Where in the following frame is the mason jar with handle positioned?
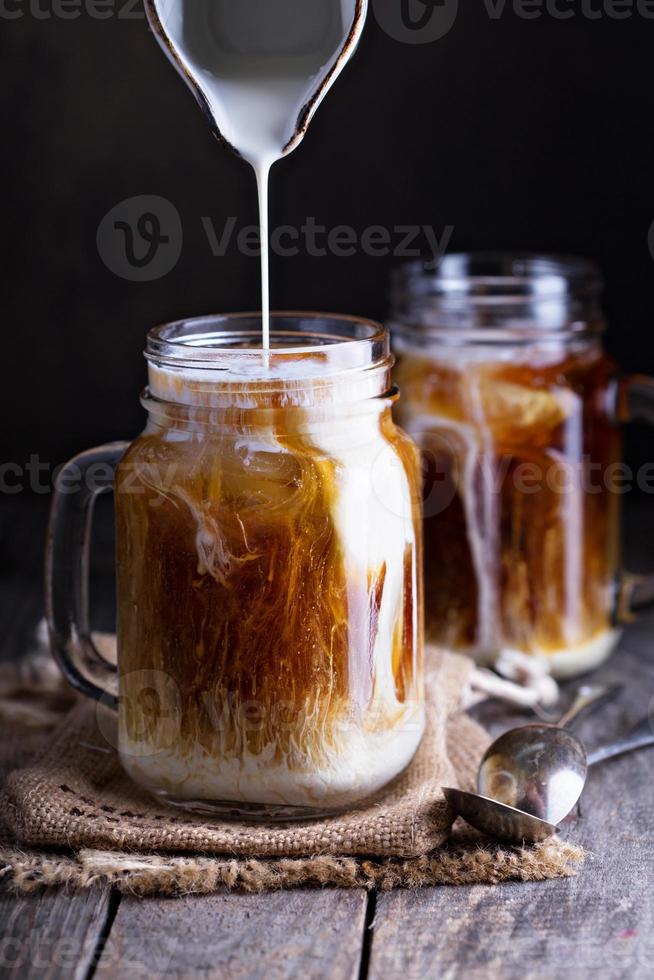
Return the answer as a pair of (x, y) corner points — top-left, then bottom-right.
(390, 253), (654, 679)
(47, 313), (424, 819)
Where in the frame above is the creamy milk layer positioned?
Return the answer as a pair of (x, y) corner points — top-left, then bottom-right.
(148, 356), (390, 409)
(534, 628), (620, 680)
(121, 703), (424, 808)
(466, 630), (620, 680)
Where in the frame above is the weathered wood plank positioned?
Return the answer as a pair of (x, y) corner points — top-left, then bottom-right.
(95, 889), (368, 980)
(0, 887), (114, 980)
(3, 499), (654, 979)
(0, 513), (113, 980)
(368, 626), (654, 980)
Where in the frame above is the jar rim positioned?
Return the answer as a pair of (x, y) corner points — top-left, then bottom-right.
(145, 312), (394, 407)
(393, 252), (603, 300)
(390, 252), (606, 344)
(146, 311), (389, 376)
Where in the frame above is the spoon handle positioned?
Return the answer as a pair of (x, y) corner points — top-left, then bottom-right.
(557, 683), (621, 729)
(587, 717), (654, 766)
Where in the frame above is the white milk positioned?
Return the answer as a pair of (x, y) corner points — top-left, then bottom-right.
(145, 0), (368, 347)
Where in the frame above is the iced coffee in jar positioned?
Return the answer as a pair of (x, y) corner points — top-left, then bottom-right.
(391, 254), (654, 679)
(47, 313), (424, 818)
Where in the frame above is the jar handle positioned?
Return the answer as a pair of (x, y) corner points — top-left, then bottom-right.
(45, 442), (129, 709)
(615, 375), (654, 622)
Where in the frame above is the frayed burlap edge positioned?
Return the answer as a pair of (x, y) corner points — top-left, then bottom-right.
(0, 837), (584, 896)
(1, 652), (485, 860)
(0, 633), (586, 894)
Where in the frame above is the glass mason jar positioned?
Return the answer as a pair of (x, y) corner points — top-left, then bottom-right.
(47, 313), (424, 819)
(390, 254), (654, 679)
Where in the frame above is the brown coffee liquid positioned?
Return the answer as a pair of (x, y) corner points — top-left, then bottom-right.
(395, 345), (621, 661)
(115, 400), (422, 772)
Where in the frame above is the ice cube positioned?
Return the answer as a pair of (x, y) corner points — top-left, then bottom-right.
(479, 377), (573, 444)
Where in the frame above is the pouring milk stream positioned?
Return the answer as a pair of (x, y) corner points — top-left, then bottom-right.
(145, 0), (368, 348)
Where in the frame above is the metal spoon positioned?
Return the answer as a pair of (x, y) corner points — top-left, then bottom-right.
(441, 685), (605, 840)
(442, 684), (641, 844)
(479, 684), (619, 822)
(444, 715), (654, 843)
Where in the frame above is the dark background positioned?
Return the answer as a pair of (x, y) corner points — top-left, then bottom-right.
(3, 1), (654, 472)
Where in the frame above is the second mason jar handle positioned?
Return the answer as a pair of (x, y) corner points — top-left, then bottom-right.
(616, 375), (654, 622)
(46, 442), (129, 709)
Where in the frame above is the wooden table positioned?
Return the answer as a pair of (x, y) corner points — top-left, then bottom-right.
(2, 497), (654, 979)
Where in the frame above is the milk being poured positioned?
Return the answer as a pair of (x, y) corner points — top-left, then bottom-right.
(146, 0), (368, 348)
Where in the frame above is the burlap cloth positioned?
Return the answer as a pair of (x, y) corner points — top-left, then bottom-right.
(0, 633), (583, 895)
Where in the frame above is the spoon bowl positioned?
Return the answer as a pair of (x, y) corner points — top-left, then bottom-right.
(477, 724), (588, 826)
(444, 711), (654, 844)
(442, 787), (557, 844)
